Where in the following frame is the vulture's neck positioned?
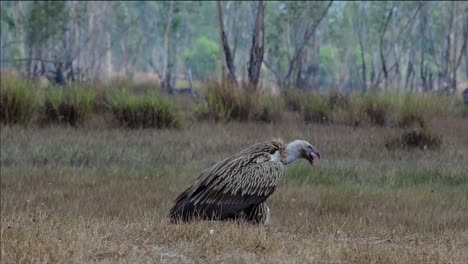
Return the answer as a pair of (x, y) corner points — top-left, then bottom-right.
(282, 140), (303, 165)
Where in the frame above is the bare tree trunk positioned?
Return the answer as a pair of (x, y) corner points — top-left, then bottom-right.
(27, 46), (33, 78)
(390, 6), (401, 90)
(163, 1), (174, 93)
(405, 48), (416, 91)
(380, 7), (393, 90)
(444, 1), (455, 93)
(130, 36), (144, 77)
(103, 29), (112, 81)
(284, 1), (332, 88)
(419, 2), (428, 92)
(452, 10), (468, 94)
(247, 0), (265, 91)
(217, 1), (238, 87)
(354, 2), (367, 93)
(231, 2), (241, 63)
(13, 1), (25, 72)
(86, 1), (99, 80)
(263, 60), (282, 88)
(465, 20), (468, 80)
(360, 3), (378, 90)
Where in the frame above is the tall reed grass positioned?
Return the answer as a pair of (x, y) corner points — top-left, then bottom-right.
(1, 72), (463, 129)
(0, 74), (36, 125)
(107, 88), (182, 129)
(41, 84), (95, 126)
(194, 81), (285, 122)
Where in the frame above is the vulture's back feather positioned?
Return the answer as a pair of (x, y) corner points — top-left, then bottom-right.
(168, 139), (286, 223)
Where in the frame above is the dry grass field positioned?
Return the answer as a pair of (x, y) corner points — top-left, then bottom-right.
(1, 115), (468, 263)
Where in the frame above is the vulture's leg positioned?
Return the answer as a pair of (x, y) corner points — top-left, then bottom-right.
(242, 202), (271, 225)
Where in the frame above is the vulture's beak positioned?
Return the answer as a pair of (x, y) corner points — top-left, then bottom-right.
(307, 148), (321, 165)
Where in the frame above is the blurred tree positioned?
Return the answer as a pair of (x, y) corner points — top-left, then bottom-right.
(1, 1), (467, 93)
(184, 37), (219, 81)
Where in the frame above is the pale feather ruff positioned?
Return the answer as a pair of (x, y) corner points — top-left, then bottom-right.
(269, 151), (282, 162)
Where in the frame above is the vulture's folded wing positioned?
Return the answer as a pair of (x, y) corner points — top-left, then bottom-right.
(190, 154), (285, 205)
(169, 148), (285, 221)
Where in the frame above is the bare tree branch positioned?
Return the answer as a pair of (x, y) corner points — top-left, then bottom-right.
(217, 0), (238, 87)
(284, 1), (333, 88)
(247, 0), (265, 90)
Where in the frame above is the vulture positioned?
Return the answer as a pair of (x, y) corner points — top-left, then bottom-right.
(168, 139), (320, 225)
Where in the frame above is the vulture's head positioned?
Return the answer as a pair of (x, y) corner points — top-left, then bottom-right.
(285, 140), (321, 165)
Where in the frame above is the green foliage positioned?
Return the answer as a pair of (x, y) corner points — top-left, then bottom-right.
(26, 1), (68, 44)
(0, 2), (15, 31)
(0, 74), (36, 125)
(184, 37), (219, 81)
(317, 46), (339, 87)
(350, 46), (372, 88)
(42, 85), (95, 126)
(108, 88), (182, 129)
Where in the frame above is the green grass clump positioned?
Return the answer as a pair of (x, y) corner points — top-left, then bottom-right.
(462, 104), (468, 118)
(195, 81), (284, 122)
(107, 77), (162, 96)
(327, 90), (350, 110)
(385, 126), (442, 150)
(301, 93), (331, 124)
(358, 92), (394, 126)
(388, 169), (467, 188)
(108, 89), (182, 129)
(394, 93), (458, 127)
(0, 74), (36, 125)
(42, 85), (95, 126)
(252, 96), (285, 123)
(283, 89), (307, 112)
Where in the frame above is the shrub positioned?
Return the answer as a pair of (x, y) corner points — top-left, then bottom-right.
(328, 90), (350, 110)
(108, 89), (182, 129)
(385, 127), (442, 150)
(301, 93), (330, 124)
(252, 96), (285, 122)
(194, 81), (285, 123)
(184, 37), (219, 81)
(0, 74), (36, 125)
(359, 93), (393, 126)
(462, 105), (468, 118)
(397, 95), (428, 128)
(194, 82), (238, 121)
(41, 85), (95, 126)
(195, 82), (265, 122)
(394, 93), (459, 127)
(328, 92), (362, 126)
(283, 89), (307, 112)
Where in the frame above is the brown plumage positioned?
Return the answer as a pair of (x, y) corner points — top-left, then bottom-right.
(168, 138), (320, 224)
